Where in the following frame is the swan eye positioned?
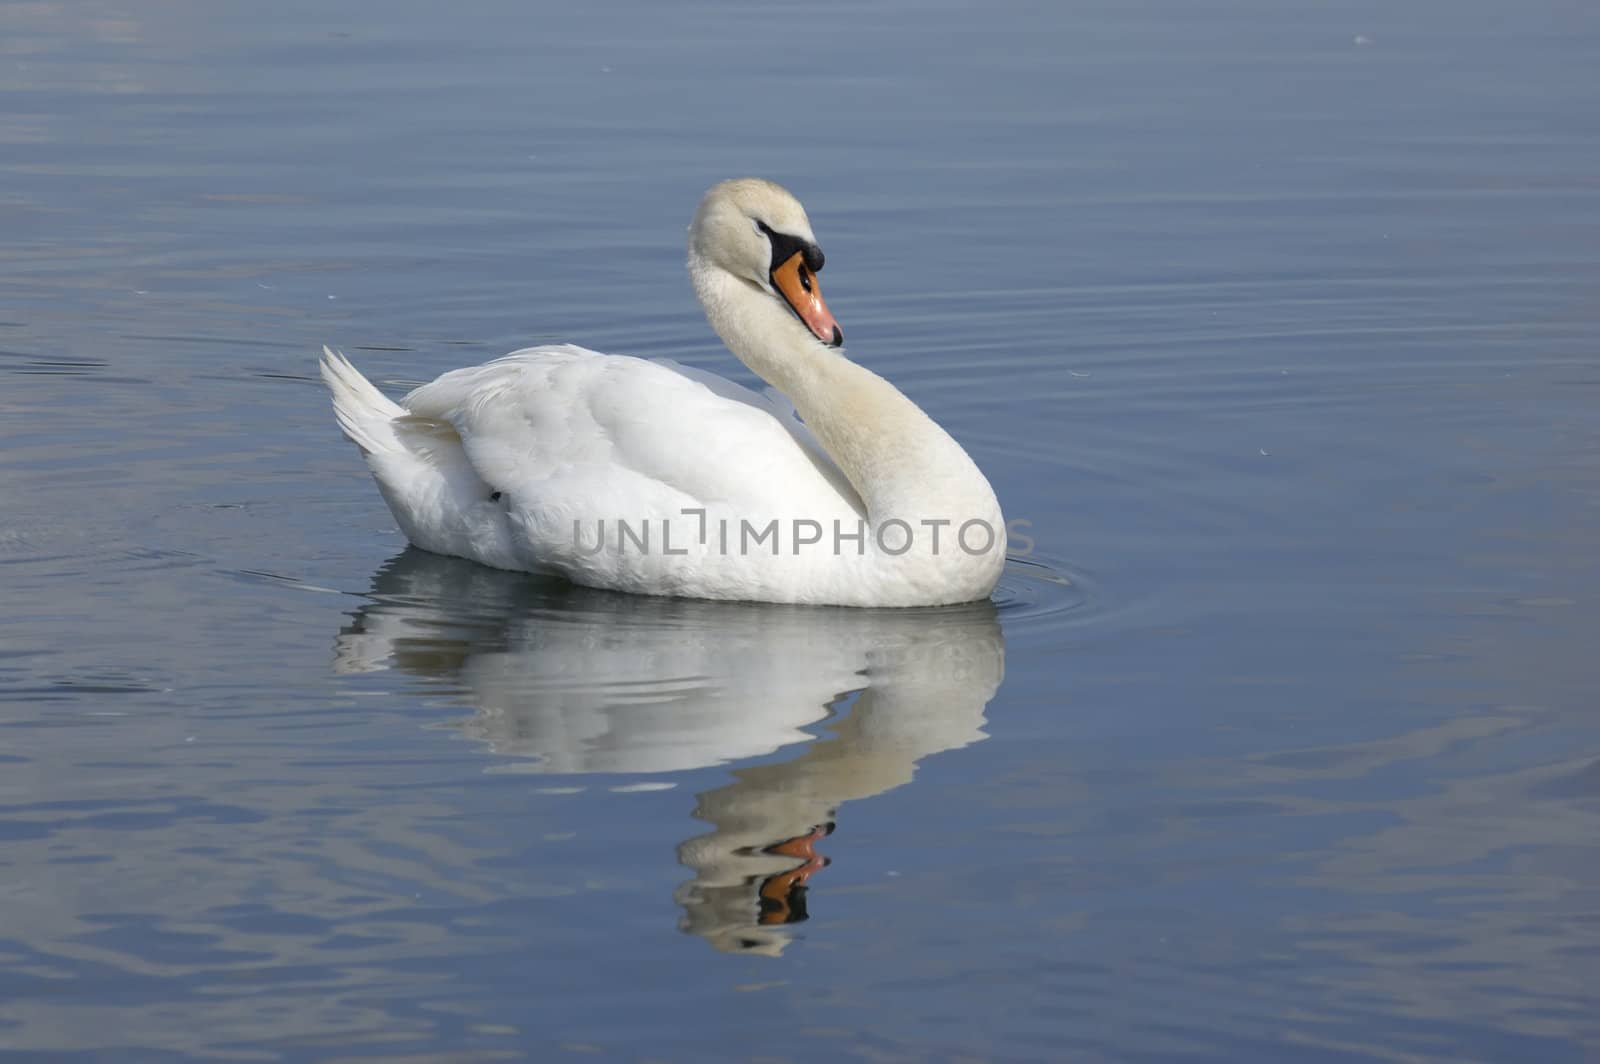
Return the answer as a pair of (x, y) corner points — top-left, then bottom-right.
(754, 219), (824, 277)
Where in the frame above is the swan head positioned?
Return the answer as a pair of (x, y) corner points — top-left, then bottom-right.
(690, 178), (843, 348)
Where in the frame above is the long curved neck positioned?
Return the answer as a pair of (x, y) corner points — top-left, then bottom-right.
(689, 254), (1000, 527)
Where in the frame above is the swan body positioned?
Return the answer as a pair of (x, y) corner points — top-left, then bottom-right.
(321, 178), (1004, 607)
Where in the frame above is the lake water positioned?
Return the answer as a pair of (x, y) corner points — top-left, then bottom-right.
(3, 1), (1598, 1060)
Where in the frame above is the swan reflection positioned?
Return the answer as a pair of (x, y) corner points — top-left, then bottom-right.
(335, 549), (1005, 954)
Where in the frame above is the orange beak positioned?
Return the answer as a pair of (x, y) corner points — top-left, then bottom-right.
(771, 251), (843, 347)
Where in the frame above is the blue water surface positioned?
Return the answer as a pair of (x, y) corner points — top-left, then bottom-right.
(1, 1), (1597, 1060)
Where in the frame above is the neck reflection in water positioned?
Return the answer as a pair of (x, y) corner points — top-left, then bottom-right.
(335, 549), (1006, 955)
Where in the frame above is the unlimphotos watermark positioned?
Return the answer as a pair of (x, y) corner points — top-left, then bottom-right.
(570, 509), (1035, 557)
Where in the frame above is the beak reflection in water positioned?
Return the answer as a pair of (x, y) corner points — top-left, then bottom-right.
(335, 549), (1005, 956)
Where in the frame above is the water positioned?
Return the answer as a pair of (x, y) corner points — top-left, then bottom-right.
(3, 0), (1598, 1059)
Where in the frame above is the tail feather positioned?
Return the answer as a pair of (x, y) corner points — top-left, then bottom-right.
(319, 345), (508, 565)
(320, 346), (405, 455)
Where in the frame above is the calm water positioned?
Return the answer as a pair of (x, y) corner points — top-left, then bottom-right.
(3, 1), (1598, 1060)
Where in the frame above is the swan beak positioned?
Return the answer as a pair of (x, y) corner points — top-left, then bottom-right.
(772, 251), (843, 347)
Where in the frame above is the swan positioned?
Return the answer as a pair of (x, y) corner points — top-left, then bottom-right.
(320, 178), (1004, 606)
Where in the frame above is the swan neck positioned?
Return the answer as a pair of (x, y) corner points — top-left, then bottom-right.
(689, 253), (1000, 526)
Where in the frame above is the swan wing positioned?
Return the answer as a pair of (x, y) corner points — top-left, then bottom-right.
(401, 344), (862, 524)
(647, 356), (857, 504)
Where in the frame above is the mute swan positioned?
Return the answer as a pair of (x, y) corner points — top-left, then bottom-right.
(321, 178), (1004, 606)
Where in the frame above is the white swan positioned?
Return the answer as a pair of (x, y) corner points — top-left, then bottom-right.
(320, 178), (1004, 606)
